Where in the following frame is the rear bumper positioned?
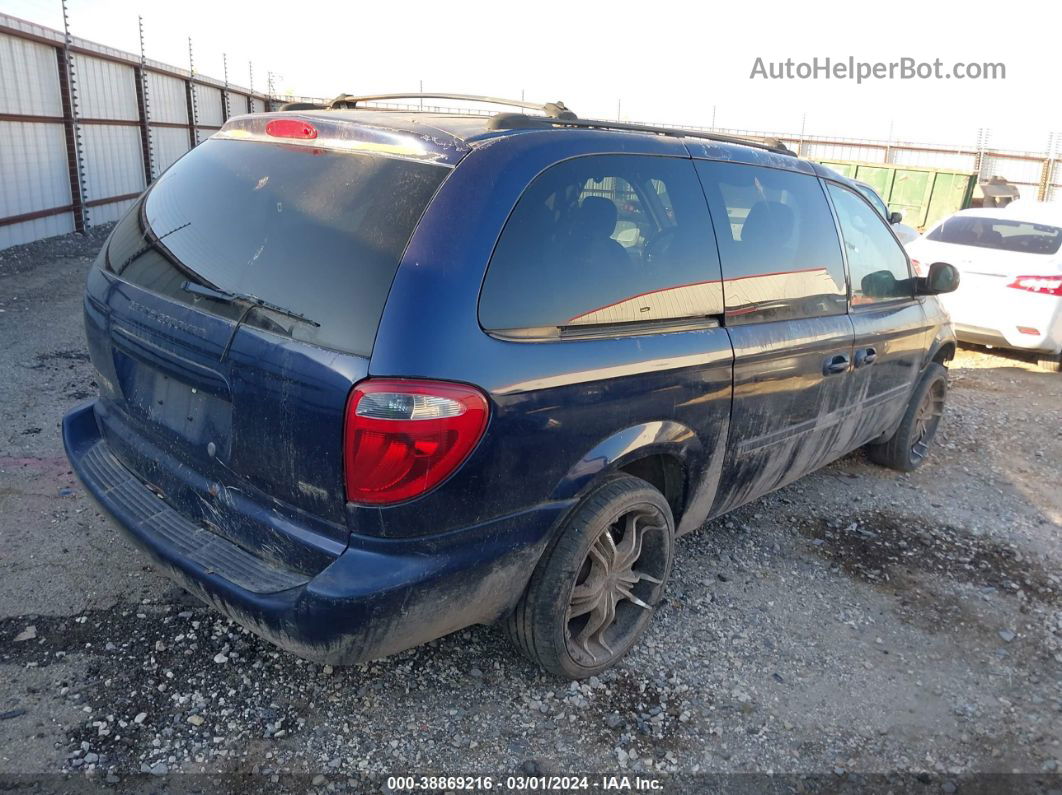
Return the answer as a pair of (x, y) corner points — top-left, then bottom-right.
(943, 288), (1062, 354)
(63, 401), (569, 664)
(955, 323), (1061, 355)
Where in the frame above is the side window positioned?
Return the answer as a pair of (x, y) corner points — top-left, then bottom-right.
(827, 183), (913, 305)
(855, 184), (890, 220)
(480, 156), (723, 335)
(695, 161), (847, 324)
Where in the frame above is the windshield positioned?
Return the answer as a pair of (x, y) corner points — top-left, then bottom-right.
(926, 215), (1062, 255)
(106, 139), (448, 356)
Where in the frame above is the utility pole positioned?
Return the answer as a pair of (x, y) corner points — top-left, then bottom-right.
(617, 98), (621, 121)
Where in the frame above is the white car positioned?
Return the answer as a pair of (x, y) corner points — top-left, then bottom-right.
(906, 206), (1062, 371)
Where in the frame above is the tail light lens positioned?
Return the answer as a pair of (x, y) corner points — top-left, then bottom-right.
(1007, 275), (1062, 296)
(343, 379), (489, 505)
(910, 259), (925, 276)
(265, 119), (318, 139)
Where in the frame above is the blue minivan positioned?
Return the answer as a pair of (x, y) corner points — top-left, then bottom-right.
(63, 94), (959, 678)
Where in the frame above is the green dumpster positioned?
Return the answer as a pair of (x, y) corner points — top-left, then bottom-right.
(818, 160), (977, 232)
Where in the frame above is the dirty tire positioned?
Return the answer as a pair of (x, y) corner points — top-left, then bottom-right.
(504, 475), (674, 679)
(867, 362), (948, 472)
(1036, 352), (1062, 373)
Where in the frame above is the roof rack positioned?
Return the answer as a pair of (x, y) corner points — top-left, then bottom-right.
(486, 113), (795, 156)
(325, 92), (576, 119)
(306, 91), (793, 156)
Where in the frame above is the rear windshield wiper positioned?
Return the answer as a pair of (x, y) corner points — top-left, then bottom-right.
(180, 281), (321, 361)
(113, 221), (192, 274)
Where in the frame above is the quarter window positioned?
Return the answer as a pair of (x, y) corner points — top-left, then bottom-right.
(695, 161), (848, 324)
(827, 183), (913, 305)
(479, 156), (723, 336)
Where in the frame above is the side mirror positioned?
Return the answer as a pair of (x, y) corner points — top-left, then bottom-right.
(918, 262), (960, 295)
(888, 210), (904, 225)
(861, 269), (902, 299)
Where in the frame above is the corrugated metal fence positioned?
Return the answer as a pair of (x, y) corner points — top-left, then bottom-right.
(637, 124), (1062, 207)
(0, 11), (272, 249)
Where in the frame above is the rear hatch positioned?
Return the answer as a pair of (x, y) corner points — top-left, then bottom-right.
(84, 121), (449, 563)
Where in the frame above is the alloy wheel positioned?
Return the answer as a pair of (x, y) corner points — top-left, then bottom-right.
(911, 378), (945, 462)
(565, 505), (669, 666)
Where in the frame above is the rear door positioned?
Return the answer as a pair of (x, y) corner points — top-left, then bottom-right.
(694, 160), (856, 517)
(462, 154), (733, 536)
(90, 135), (448, 549)
(825, 182), (930, 445)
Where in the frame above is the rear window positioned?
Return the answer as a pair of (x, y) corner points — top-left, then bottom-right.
(927, 215), (1062, 255)
(106, 139), (447, 356)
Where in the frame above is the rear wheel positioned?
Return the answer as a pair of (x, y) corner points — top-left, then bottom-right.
(867, 362), (948, 472)
(505, 476), (674, 679)
(1036, 352), (1062, 373)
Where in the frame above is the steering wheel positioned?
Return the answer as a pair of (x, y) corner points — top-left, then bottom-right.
(643, 227), (679, 267)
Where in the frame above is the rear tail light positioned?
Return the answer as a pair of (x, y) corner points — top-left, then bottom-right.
(343, 379), (489, 505)
(1007, 275), (1062, 296)
(910, 259), (925, 276)
(265, 119), (318, 139)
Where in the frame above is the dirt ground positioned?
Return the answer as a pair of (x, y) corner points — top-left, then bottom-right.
(0, 231), (1060, 792)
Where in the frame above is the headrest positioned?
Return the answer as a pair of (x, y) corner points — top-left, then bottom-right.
(741, 201), (795, 245)
(577, 196), (619, 238)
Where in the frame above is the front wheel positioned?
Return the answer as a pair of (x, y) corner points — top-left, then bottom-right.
(504, 475), (674, 679)
(867, 362), (948, 472)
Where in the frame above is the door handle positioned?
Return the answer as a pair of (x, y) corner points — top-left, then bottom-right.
(822, 353), (851, 375)
(855, 346), (878, 368)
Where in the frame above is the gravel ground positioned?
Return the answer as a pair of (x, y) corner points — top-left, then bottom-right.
(1, 230), (1060, 792)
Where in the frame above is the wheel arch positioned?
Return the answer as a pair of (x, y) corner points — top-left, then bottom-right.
(549, 421), (701, 528)
(924, 322), (957, 370)
(931, 340), (956, 366)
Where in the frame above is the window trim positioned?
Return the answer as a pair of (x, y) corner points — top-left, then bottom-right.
(822, 179), (916, 311)
(477, 153), (726, 343)
(854, 183), (890, 221)
(488, 314), (723, 342)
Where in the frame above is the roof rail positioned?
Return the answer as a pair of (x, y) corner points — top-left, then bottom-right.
(486, 113), (795, 156)
(325, 92), (576, 119)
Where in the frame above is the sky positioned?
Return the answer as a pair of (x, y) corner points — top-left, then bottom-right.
(2, 0), (1058, 153)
